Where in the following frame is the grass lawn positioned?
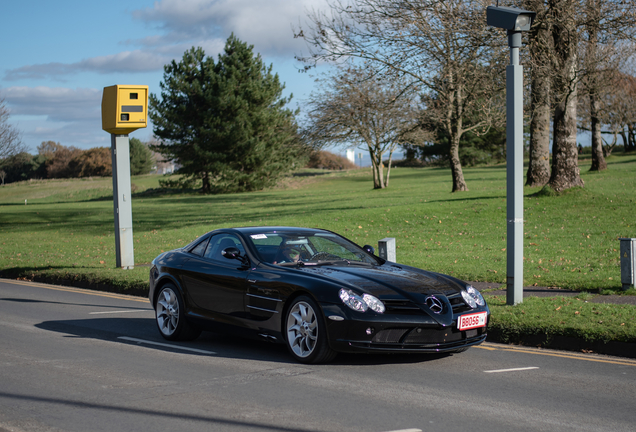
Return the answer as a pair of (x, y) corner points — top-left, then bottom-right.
(1, 153), (635, 348)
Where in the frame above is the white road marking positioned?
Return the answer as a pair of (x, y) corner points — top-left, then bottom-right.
(484, 366), (540, 373)
(117, 336), (216, 355)
(383, 429), (422, 432)
(89, 309), (152, 315)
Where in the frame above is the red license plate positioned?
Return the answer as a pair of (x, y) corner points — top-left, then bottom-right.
(458, 311), (487, 331)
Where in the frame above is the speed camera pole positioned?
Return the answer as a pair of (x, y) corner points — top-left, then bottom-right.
(506, 33), (524, 305)
(110, 135), (134, 269)
(487, 6), (536, 305)
(101, 85), (149, 269)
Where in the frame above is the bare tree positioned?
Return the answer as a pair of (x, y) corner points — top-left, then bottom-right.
(579, 0), (636, 171)
(524, 0), (636, 188)
(37, 140), (64, 159)
(580, 0), (607, 171)
(42, 143), (84, 178)
(525, 0), (552, 187)
(577, 71), (636, 156)
(0, 98), (25, 159)
(303, 64), (421, 188)
(298, 0), (505, 192)
(544, 0), (585, 192)
(608, 73), (636, 151)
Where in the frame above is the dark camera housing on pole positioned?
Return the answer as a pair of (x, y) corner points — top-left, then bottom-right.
(486, 6), (536, 31)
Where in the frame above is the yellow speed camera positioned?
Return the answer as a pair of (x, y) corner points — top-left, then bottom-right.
(101, 85), (148, 134)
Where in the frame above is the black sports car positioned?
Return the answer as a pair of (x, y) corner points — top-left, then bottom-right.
(149, 226), (489, 363)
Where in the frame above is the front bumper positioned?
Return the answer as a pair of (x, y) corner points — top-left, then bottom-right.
(321, 303), (489, 354)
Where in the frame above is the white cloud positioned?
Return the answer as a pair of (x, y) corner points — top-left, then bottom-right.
(4, 51), (169, 81)
(132, 0), (328, 56)
(4, 1), (328, 82)
(3, 87), (102, 122)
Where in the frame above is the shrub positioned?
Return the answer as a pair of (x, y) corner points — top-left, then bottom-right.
(306, 151), (357, 170)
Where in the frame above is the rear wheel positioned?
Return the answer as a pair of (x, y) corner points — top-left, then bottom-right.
(155, 284), (201, 341)
(285, 296), (336, 364)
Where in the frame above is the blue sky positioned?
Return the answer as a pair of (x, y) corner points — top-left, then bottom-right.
(1, 0), (330, 153)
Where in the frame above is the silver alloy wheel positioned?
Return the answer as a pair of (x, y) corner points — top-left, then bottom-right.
(156, 287), (179, 337)
(286, 301), (318, 358)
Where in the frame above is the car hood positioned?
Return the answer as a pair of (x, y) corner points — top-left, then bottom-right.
(297, 263), (465, 303)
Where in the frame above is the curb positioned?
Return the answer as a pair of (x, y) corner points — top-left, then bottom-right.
(486, 330), (636, 359)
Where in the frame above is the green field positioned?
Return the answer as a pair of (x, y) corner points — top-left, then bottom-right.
(1, 154), (636, 350)
(2, 154), (634, 292)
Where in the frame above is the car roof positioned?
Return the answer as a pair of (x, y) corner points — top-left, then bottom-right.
(230, 226), (332, 236)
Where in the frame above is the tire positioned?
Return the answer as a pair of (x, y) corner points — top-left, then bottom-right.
(155, 284), (201, 341)
(284, 296), (337, 364)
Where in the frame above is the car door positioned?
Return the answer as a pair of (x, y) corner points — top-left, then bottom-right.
(245, 266), (284, 321)
(180, 233), (249, 324)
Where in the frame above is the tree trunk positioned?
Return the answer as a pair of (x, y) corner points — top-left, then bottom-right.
(385, 146), (395, 187)
(526, 0), (551, 187)
(620, 130), (628, 150)
(603, 131), (617, 157)
(548, 0), (583, 192)
(369, 146), (385, 189)
(448, 79), (467, 192)
(628, 125), (636, 152)
(550, 90), (584, 191)
(589, 91), (607, 171)
(449, 131), (468, 192)
(201, 171), (211, 193)
(584, 0), (606, 172)
(527, 79), (551, 186)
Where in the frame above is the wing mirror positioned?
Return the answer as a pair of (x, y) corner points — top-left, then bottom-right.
(222, 247), (241, 259)
(362, 245), (375, 255)
(222, 247), (250, 267)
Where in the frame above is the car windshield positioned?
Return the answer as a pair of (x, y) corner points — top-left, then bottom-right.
(248, 232), (379, 266)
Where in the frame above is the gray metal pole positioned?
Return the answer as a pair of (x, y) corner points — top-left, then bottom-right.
(506, 32), (524, 305)
(111, 134), (135, 269)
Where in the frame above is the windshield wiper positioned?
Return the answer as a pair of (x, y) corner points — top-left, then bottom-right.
(345, 261), (373, 267)
(312, 259), (351, 267)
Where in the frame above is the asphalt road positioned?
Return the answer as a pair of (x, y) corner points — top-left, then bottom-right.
(1, 278), (635, 432)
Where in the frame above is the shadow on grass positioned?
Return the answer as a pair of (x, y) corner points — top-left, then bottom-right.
(421, 194), (506, 205)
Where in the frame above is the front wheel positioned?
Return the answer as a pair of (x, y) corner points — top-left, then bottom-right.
(285, 296), (336, 364)
(155, 284), (201, 341)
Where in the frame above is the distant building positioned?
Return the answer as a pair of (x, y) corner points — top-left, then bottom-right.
(346, 149), (355, 164)
(152, 152), (177, 174)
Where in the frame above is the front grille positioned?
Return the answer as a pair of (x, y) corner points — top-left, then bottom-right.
(382, 299), (422, 315)
(383, 294), (475, 316)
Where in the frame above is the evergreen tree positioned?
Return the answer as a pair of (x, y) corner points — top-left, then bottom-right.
(129, 137), (154, 175)
(0, 152), (39, 183)
(149, 35), (307, 193)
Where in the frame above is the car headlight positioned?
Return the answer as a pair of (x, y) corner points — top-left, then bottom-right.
(461, 285), (486, 309)
(339, 289), (385, 313)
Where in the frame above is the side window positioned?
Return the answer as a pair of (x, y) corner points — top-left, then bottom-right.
(189, 237), (209, 257)
(204, 234), (244, 263)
